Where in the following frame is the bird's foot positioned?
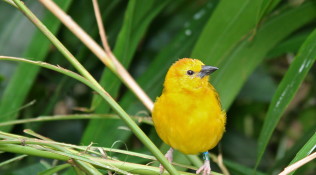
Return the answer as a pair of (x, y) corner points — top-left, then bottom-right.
(159, 148), (174, 174)
(196, 159), (211, 175)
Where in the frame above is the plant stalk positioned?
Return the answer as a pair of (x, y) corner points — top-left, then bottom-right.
(8, 1), (178, 174)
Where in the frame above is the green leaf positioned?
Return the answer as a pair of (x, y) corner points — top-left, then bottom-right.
(38, 164), (71, 175)
(212, 2), (316, 110)
(0, 0), (73, 132)
(191, 0), (264, 65)
(258, 0), (282, 18)
(267, 30), (312, 58)
(286, 133), (316, 175)
(256, 28), (316, 169)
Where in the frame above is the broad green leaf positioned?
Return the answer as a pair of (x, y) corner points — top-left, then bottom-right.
(0, 0), (73, 132)
(256, 28), (316, 169)
(82, 0), (171, 147)
(287, 133), (316, 175)
(191, 0), (264, 65)
(212, 2), (316, 110)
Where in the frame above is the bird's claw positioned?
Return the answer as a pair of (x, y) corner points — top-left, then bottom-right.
(196, 159), (211, 175)
(159, 148), (174, 174)
(159, 164), (165, 174)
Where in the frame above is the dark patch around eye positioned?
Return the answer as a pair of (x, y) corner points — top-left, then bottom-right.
(187, 70), (194, 75)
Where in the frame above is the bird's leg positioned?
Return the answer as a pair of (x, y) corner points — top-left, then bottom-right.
(196, 151), (211, 175)
(159, 147), (174, 174)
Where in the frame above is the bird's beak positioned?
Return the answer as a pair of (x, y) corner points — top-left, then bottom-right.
(198, 65), (218, 78)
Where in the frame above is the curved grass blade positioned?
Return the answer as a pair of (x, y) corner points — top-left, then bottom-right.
(0, 55), (178, 174)
(0, 0), (73, 132)
(256, 28), (316, 169)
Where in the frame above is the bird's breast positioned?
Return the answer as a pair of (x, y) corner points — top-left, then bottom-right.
(152, 87), (226, 154)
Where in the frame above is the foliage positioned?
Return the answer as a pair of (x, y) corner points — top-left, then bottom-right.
(0, 0), (315, 174)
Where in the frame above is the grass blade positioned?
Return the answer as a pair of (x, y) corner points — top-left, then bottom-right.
(212, 2), (316, 110)
(280, 133), (316, 175)
(267, 30), (312, 58)
(38, 164), (71, 175)
(256, 28), (316, 169)
(0, 154), (27, 167)
(0, 114), (152, 127)
(0, 0), (72, 132)
(191, 0), (264, 65)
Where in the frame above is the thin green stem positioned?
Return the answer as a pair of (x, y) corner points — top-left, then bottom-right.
(0, 154), (27, 167)
(0, 133), (154, 161)
(0, 113), (152, 127)
(0, 142), (195, 174)
(38, 164), (71, 175)
(0, 56), (177, 174)
(0, 144), (69, 160)
(0, 137), (193, 171)
(74, 160), (103, 175)
(3, 0), (17, 7)
(0, 130), (223, 174)
(39, 0), (153, 110)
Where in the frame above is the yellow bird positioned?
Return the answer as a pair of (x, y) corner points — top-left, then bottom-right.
(152, 58), (226, 175)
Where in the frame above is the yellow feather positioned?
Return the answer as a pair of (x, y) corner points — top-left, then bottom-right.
(152, 58), (226, 155)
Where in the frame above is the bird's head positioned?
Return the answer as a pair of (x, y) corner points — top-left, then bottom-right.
(163, 58), (218, 92)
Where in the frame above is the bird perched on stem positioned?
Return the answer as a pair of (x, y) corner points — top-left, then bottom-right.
(152, 58), (226, 175)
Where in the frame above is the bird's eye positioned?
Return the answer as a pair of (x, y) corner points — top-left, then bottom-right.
(187, 70), (194, 75)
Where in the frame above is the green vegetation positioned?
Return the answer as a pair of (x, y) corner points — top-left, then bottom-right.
(0, 0), (315, 174)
